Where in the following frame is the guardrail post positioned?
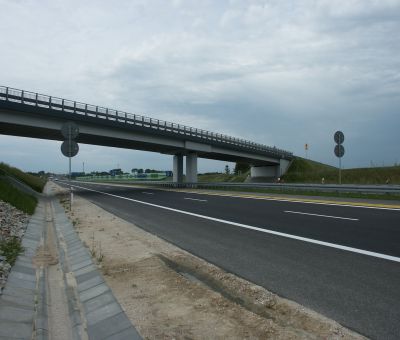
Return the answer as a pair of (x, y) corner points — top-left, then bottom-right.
(85, 104), (87, 115)
(49, 96), (52, 108)
(62, 99), (64, 111)
(21, 90), (24, 103)
(35, 93), (38, 106)
(73, 101), (76, 113)
(5, 87), (8, 100)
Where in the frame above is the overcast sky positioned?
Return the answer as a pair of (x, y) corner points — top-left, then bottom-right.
(1, 0), (399, 173)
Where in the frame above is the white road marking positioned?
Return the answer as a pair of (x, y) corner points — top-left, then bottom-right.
(184, 197), (208, 202)
(142, 192), (154, 195)
(284, 211), (359, 221)
(67, 183), (400, 264)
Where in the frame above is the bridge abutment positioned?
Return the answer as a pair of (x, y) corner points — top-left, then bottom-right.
(250, 159), (291, 181)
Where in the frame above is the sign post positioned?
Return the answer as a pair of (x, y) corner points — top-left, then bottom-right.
(334, 131), (345, 184)
(61, 122), (79, 211)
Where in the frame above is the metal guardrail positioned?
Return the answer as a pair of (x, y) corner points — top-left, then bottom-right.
(0, 86), (293, 159)
(115, 181), (400, 195)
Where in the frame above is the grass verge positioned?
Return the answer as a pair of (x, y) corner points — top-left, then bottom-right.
(0, 178), (37, 214)
(0, 162), (46, 192)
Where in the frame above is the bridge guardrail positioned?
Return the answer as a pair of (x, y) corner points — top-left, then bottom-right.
(0, 86), (293, 160)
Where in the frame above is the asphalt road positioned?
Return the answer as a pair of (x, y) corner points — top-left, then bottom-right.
(59, 181), (400, 339)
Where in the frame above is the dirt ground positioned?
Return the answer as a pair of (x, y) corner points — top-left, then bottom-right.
(53, 183), (365, 340)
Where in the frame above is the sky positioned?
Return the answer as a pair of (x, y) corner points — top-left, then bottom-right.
(0, 0), (399, 174)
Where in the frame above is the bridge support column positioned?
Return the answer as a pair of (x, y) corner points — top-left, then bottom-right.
(173, 154), (183, 183)
(186, 152), (198, 183)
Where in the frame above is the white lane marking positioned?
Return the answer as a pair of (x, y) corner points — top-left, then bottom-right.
(68, 183), (400, 264)
(73, 180), (400, 211)
(285, 211), (359, 221)
(142, 192), (154, 195)
(184, 197), (208, 202)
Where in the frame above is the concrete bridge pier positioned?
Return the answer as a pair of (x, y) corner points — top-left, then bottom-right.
(186, 152), (198, 183)
(173, 154), (184, 183)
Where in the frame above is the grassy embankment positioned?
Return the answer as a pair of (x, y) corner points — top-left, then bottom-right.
(195, 158), (400, 201)
(283, 158), (400, 185)
(0, 163), (46, 264)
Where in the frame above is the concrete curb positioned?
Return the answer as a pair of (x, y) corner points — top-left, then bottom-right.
(0, 201), (46, 339)
(52, 199), (142, 340)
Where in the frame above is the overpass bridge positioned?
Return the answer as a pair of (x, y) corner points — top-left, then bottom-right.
(0, 86), (293, 183)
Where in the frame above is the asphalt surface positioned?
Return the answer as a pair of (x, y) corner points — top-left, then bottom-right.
(60, 181), (400, 339)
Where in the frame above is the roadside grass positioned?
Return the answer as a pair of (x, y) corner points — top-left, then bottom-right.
(0, 237), (24, 266)
(0, 178), (37, 214)
(0, 162), (46, 192)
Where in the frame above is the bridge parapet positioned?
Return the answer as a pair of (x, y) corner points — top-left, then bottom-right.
(0, 86), (293, 160)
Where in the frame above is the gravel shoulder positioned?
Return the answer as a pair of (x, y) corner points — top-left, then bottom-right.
(54, 183), (365, 339)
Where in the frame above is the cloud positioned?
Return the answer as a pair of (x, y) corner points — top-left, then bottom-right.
(0, 0), (399, 171)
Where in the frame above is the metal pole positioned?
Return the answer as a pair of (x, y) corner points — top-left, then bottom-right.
(69, 126), (72, 211)
(339, 156), (342, 185)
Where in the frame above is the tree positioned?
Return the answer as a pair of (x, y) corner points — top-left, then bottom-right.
(225, 165), (230, 175)
(234, 162), (250, 175)
(137, 169), (144, 174)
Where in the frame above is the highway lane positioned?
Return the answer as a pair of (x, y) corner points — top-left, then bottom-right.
(59, 181), (400, 339)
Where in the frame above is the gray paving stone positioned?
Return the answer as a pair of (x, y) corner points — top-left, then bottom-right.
(69, 253), (92, 264)
(75, 269), (99, 284)
(87, 312), (133, 340)
(8, 271), (36, 283)
(35, 328), (49, 340)
(83, 291), (116, 314)
(68, 248), (89, 257)
(78, 276), (104, 293)
(11, 265), (36, 276)
(6, 277), (36, 290)
(0, 320), (32, 338)
(79, 283), (110, 303)
(74, 264), (97, 277)
(85, 302), (122, 326)
(2, 286), (35, 299)
(71, 259), (93, 271)
(0, 305), (34, 323)
(0, 293), (34, 309)
(107, 326), (142, 340)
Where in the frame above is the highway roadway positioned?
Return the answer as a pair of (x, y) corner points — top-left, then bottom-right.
(59, 181), (400, 339)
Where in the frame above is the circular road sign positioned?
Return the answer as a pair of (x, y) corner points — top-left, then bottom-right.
(334, 144), (345, 158)
(61, 140), (79, 157)
(61, 122), (79, 139)
(334, 130), (344, 144)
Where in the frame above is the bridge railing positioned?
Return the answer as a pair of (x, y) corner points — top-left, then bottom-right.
(0, 86), (293, 159)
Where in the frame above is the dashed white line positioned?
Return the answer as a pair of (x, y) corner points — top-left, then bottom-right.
(284, 211), (359, 221)
(67, 183), (400, 264)
(184, 197), (208, 202)
(142, 192), (154, 195)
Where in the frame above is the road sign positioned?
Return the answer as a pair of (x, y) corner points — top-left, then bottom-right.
(61, 122), (79, 139)
(334, 144), (345, 158)
(334, 131), (344, 144)
(61, 140), (79, 157)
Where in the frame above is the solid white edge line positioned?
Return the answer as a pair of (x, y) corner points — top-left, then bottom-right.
(68, 183), (400, 264)
(285, 210), (359, 221)
(184, 197), (208, 202)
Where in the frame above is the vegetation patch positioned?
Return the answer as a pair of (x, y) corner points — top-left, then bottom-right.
(0, 178), (37, 214)
(0, 162), (46, 192)
(0, 237), (23, 266)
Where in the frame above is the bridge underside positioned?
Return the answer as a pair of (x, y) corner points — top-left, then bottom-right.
(0, 105), (291, 183)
